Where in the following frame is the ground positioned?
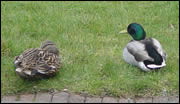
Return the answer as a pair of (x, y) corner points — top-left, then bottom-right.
(1, 1), (179, 97)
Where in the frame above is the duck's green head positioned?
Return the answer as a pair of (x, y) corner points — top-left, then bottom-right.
(120, 23), (146, 40)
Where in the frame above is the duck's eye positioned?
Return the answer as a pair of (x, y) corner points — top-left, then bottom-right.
(129, 28), (136, 35)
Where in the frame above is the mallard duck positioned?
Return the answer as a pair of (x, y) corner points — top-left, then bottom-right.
(14, 40), (61, 80)
(120, 23), (167, 71)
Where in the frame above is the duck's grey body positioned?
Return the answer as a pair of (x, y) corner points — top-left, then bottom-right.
(14, 40), (61, 80)
(123, 38), (167, 71)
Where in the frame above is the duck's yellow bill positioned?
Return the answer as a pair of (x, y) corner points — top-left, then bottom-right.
(119, 29), (127, 34)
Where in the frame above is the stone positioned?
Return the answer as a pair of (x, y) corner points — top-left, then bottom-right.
(2, 95), (17, 102)
(102, 96), (118, 103)
(85, 97), (102, 103)
(20, 94), (35, 102)
(52, 92), (69, 103)
(118, 98), (128, 103)
(127, 98), (134, 103)
(1, 101), (32, 103)
(35, 93), (52, 103)
(135, 97), (152, 103)
(153, 96), (168, 103)
(69, 93), (85, 103)
(168, 96), (179, 103)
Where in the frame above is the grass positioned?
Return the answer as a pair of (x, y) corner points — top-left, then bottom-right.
(1, 1), (179, 97)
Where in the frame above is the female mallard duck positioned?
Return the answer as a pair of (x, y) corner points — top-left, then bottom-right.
(120, 23), (167, 71)
(14, 40), (61, 80)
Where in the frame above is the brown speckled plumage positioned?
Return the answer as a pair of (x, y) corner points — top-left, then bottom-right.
(14, 40), (61, 80)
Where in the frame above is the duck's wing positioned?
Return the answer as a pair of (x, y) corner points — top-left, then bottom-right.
(28, 51), (61, 75)
(14, 48), (38, 76)
(125, 38), (166, 70)
(151, 38), (167, 60)
(14, 48), (39, 68)
(126, 40), (154, 62)
(140, 38), (166, 69)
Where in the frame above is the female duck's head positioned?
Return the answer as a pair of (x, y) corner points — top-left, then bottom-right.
(120, 23), (146, 40)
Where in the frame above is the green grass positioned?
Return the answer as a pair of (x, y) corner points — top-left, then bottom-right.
(1, 1), (179, 97)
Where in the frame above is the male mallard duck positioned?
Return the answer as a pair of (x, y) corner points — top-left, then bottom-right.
(14, 40), (61, 80)
(120, 23), (167, 71)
